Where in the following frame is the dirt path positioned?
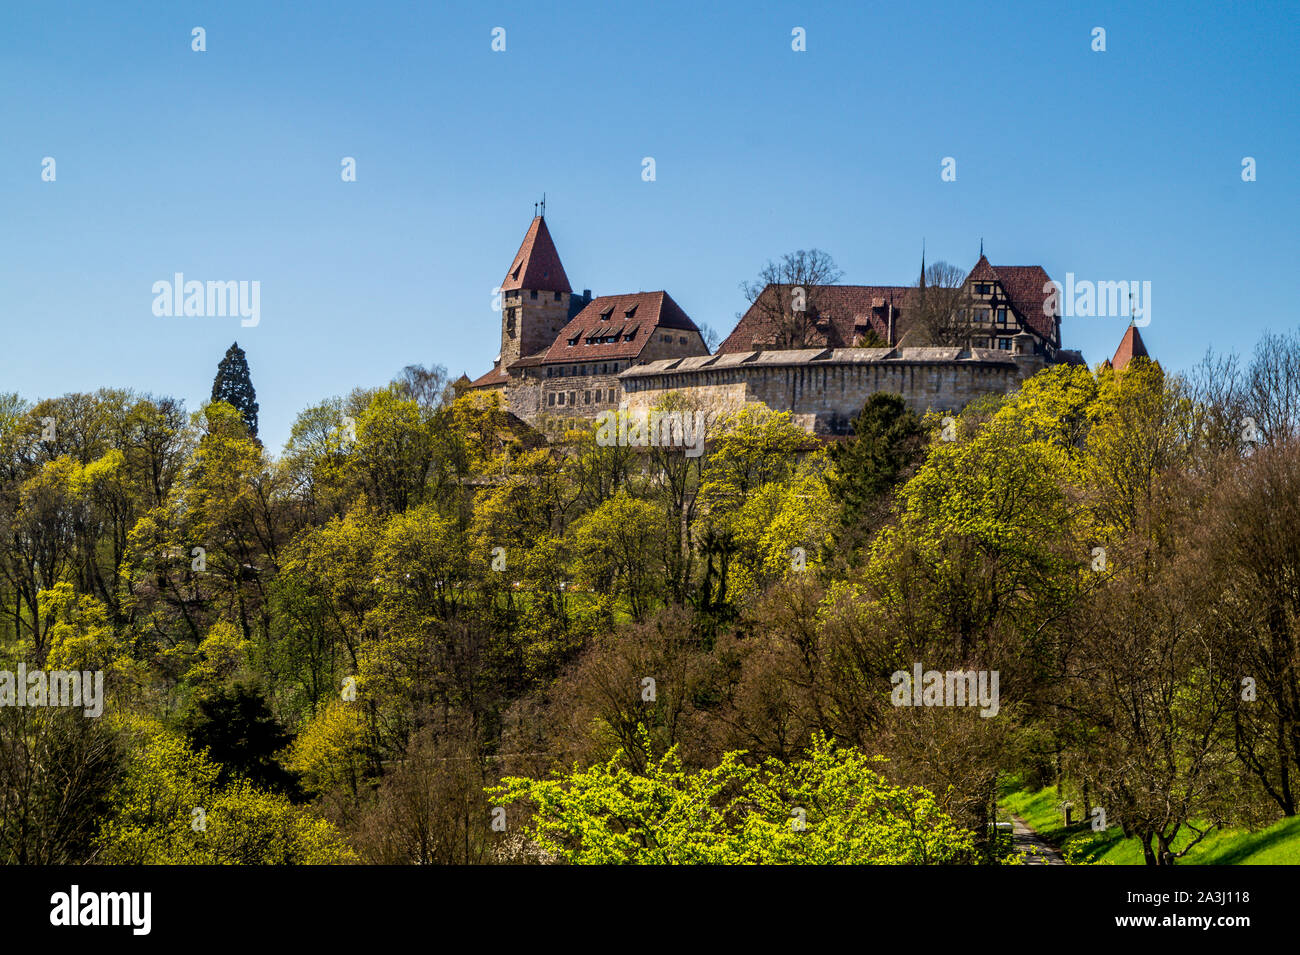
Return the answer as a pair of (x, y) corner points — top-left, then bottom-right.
(1010, 813), (1066, 865)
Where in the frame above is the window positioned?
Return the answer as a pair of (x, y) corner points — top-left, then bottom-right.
(548, 393), (556, 406)
(679, 336), (687, 344)
(584, 391), (591, 404)
(554, 292), (562, 301)
(624, 333), (634, 342)
(975, 283), (992, 296)
(996, 307), (1008, 324)
(974, 338), (988, 348)
(568, 336), (578, 346)
(558, 392), (565, 405)
(977, 308), (991, 323)
(997, 338), (1012, 350)
(661, 334), (671, 343)
(600, 308), (614, 321)
(594, 389), (601, 402)
(530, 290), (538, 300)
(569, 392), (575, 405)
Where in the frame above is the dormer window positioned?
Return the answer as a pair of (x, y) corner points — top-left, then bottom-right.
(568, 336), (579, 346)
(600, 308), (614, 321)
(624, 304), (638, 319)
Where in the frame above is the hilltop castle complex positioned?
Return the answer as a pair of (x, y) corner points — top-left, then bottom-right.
(466, 214), (1139, 434)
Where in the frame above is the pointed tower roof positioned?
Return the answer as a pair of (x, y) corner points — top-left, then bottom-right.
(967, 254), (998, 283)
(1110, 324), (1149, 371)
(501, 216), (572, 293)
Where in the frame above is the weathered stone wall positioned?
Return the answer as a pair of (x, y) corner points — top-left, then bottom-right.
(619, 348), (1046, 433)
(501, 346), (1050, 435)
(500, 289), (573, 368)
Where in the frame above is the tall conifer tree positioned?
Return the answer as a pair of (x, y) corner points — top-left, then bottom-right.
(211, 342), (260, 439)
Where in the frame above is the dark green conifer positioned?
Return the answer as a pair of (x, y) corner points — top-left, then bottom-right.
(211, 341), (259, 438)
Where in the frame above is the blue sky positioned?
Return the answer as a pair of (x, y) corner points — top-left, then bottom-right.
(2, 0), (1296, 449)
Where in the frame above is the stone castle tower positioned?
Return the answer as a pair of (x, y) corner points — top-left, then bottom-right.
(497, 214), (590, 369)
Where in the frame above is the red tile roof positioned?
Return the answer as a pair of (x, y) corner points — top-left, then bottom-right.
(501, 216), (571, 293)
(466, 365), (510, 389)
(718, 284), (916, 354)
(532, 291), (701, 365)
(992, 265), (1057, 342)
(965, 257), (1058, 344)
(967, 255), (998, 283)
(1110, 324), (1149, 370)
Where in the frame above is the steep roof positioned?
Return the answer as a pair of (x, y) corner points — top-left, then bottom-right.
(964, 257), (1058, 343)
(501, 216), (571, 293)
(967, 255), (998, 283)
(531, 291), (701, 365)
(718, 284), (916, 354)
(1110, 324), (1149, 371)
(993, 265), (1057, 342)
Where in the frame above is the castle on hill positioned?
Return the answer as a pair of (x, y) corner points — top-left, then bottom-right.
(466, 213), (1143, 434)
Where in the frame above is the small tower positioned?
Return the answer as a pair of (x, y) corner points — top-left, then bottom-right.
(498, 213), (576, 370)
(1109, 323), (1149, 371)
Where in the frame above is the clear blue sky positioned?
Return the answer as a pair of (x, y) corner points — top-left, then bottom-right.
(2, 0), (1296, 449)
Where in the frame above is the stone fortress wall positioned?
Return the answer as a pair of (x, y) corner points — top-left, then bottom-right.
(616, 339), (1046, 434)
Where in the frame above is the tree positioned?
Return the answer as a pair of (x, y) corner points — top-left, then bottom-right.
(179, 682), (300, 797)
(490, 731), (979, 864)
(98, 726), (352, 864)
(0, 707), (124, 864)
(826, 392), (924, 564)
(211, 342), (260, 439)
(738, 250), (843, 350)
(910, 260), (972, 347)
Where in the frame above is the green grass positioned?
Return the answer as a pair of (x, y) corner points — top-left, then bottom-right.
(999, 784), (1300, 864)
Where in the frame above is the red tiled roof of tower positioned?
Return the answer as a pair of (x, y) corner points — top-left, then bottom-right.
(717, 284), (917, 354)
(532, 291), (699, 364)
(501, 216), (572, 293)
(994, 265), (1057, 342)
(1110, 324), (1149, 371)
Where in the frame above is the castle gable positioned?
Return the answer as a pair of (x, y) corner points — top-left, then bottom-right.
(970, 261), (1058, 345)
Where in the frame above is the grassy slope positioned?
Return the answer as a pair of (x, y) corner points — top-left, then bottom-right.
(999, 785), (1300, 865)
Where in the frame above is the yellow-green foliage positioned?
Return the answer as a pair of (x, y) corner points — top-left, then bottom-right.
(98, 723), (354, 864)
(286, 699), (368, 797)
(491, 731), (978, 865)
